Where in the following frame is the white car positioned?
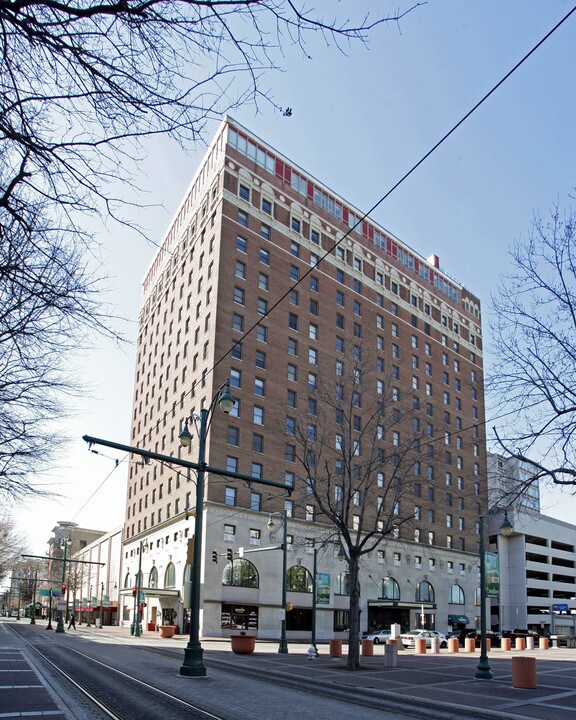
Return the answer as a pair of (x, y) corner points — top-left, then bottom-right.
(401, 629), (447, 648)
(9, 610), (18, 618)
(362, 629), (391, 644)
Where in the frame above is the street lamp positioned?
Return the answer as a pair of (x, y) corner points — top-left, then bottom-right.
(267, 510), (288, 654)
(179, 380), (235, 677)
(97, 580), (117, 629)
(475, 511), (513, 680)
(55, 535), (71, 633)
(131, 540), (148, 637)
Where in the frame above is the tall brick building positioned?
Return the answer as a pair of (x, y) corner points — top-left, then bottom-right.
(121, 118), (487, 638)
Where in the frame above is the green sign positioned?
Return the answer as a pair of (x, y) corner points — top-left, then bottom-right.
(485, 552), (500, 598)
(103, 594), (110, 608)
(316, 573), (330, 605)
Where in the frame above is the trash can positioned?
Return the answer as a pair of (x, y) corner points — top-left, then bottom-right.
(329, 639), (343, 657)
(361, 639), (374, 656)
(384, 643), (397, 668)
(512, 656), (536, 689)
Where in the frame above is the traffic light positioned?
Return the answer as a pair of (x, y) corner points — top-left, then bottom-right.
(226, 548), (234, 562)
(212, 550), (218, 564)
(132, 586), (137, 597)
(61, 583), (66, 593)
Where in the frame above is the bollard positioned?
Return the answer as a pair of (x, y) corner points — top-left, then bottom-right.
(502, 637), (511, 651)
(486, 638), (491, 651)
(526, 636), (534, 651)
(361, 639), (374, 656)
(384, 642), (398, 668)
(430, 637), (440, 654)
(539, 637), (549, 650)
(465, 637), (476, 653)
(515, 637), (526, 651)
(329, 639), (342, 657)
(414, 637), (426, 655)
(512, 656), (536, 689)
(448, 637), (459, 653)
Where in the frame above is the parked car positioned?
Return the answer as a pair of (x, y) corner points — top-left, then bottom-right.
(428, 630), (448, 648)
(362, 629), (391, 644)
(502, 628), (539, 642)
(447, 629), (470, 647)
(9, 610), (18, 618)
(401, 630), (441, 648)
(465, 630), (502, 648)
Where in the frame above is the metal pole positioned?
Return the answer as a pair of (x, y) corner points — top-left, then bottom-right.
(134, 543), (143, 637)
(30, 570), (37, 624)
(46, 589), (53, 630)
(278, 509), (288, 654)
(180, 406), (208, 676)
(97, 582), (104, 629)
(475, 516), (493, 680)
(55, 540), (68, 633)
(311, 547), (317, 652)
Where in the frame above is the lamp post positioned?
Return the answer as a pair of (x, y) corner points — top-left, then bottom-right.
(98, 582), (105, 629)
(311, 547), (318, 653)
(267, 510), (289, 654)
(55, 535), (71, 633)
(179, 380), (235, 677)
(475, 511), (513, 680)
(131, 540), (148, 637)
(30, 570), (37, 625)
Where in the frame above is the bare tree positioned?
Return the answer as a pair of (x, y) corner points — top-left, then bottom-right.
(290, 353), (419, 670)
(490, 201), (576, 488)
(0, 512), (28, 583)
(0, 1), (421, 500)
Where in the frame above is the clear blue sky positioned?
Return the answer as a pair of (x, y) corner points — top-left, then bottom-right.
(13, 0), (576, 554)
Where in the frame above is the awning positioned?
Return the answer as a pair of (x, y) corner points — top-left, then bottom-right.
(448, 614), (470, 624)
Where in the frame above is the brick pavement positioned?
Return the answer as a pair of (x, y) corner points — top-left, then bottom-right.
(3, 617), (576, 720)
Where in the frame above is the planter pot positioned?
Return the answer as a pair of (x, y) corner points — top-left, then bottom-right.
(230, 634), (256, 654)
(158, 625), (176, 638)
(147, 622), (156, 632)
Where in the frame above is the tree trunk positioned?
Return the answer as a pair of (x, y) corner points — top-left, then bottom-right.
(346, 554), (361, 670)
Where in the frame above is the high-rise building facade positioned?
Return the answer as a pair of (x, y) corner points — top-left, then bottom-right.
(122, 118), (487, 638)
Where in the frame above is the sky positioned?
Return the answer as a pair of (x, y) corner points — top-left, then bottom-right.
(11, 0), (576, 555)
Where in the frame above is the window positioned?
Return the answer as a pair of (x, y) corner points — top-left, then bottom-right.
(259, 248), (269, 265)
(256, 325), (267, 343)
(257, 298), (267, 315)
(228, 427), (239, 446)
(254, 378), (265, 396)
(239, 184), (250, 201)
(258, 273), (269, 291)
(262, 198), (272, 215)
(237, 210), (248, 227)
(285, 417), (296, 435)
(285, 444), (296, 462)
(236, 235), (247, 253)
(287, 338), (298, 356)
(230, 368), (241, 387)
(287, 364), (297, 382)
(253, 406), (264, 425)
(291, 217), (301, 233)
(287, 389), (297, 408)
(449, 585), (465, 604)
(231, 342), (243, 360)
(225, 487), (236, 506)
(255, 350), (266, 368)
(310, 276), (319, 292)
(290, 264), (299, 281)
(233, 286), (245, 305)
(223, 559), (259, 588)
(311, 229), (320, 244)
(232, 313), (244, 332)
(309, 299), (318, 315)
(309, 348), (318, 365)
(336, 290), (345, 306)
(288, 313), (298, 330)
(252, 434), (263, 453)
(235, 260), (246, 279)
(260, 224), (271, 241)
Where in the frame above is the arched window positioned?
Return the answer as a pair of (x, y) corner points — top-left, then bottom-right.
(416, 580), (435, 603)
(286, 566), (313, 593)
(382, 577), (400, 600)
(222, 559), (259, 588)
(183, 563), (193, 584)
(164, 562), (176, 588)
(335, 571), (351, 595)
(449, 584), (465, 604)
(148, 567), (158, 588)
(123, 573), (131, 588)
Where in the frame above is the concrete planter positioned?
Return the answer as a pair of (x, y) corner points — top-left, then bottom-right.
(158, 625), (176, 638)
(230, 634), (256, 654)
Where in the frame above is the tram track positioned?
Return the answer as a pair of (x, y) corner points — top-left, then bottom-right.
(9, 624), (229, 720)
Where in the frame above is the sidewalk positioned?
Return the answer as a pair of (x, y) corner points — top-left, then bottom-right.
(6, 618), (576, 720)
